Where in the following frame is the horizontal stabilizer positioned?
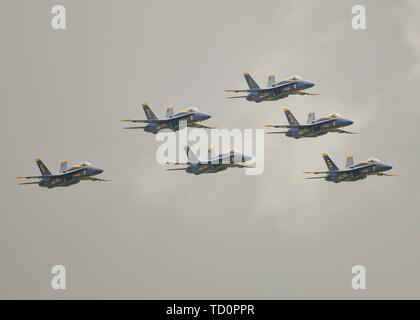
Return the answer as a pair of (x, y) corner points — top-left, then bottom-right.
(124, 126), (147, 129)
(223, 88), (265, 93)
(264, 124), (305, 129)
(163, 161), (189, 165)
(15, 174), (57, 179)
(226, 95), (249, 99)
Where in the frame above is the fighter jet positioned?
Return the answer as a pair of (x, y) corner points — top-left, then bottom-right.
(15, 159), (111, 188)
(264, 109), (358, 138)
(121, 103), (217, 134)
(224, 73), (318, 103)
(303, 154), (396, 183)
(164, 145), (254, 175)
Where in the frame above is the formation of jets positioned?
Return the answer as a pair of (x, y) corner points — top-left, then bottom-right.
(15, 71), (396, 187)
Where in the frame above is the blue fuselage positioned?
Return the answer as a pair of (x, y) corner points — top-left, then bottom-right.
(286, 117), (354, 139)
(247, 80), (314, 103)
(186, 153), (251, 175)
(144, 111), (211, 134)
(325, 162), (393, 183)
(39, 166), (104, 188)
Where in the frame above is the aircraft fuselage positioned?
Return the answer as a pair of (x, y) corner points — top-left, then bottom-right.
(325, 162), (393, 183)
(247, 79), (314, 103)
(39, 166), (104, 188)
(144, 111), (211, 134)
(286, 117), (354, 139)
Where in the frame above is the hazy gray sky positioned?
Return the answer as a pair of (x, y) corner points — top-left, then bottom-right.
(1, 0), (419, 299)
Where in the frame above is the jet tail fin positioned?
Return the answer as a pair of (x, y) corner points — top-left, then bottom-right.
(35, 158), (52, 176)
(322, 154), (339, 171)
(208, 146), (215, 160)
(184, 145), (199, 164)
(284, 108), (300, 126)
(142, 103), (157, 120)
(59, 159), (68, 173)
(243, 72), (260, 90)
(165, 105), (174, 118)
(345, 154), (354, 168)
(267, 73), (275, 87)
(307, 111), (315, 123)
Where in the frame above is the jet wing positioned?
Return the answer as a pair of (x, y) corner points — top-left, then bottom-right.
(303, 170), (339, 174)
(15, 167), (86, 179)
(264, 118), (334, 129)
(15, 174), (62, 179)
(231, 164), (256, 168)
(292, 91), (320, 96)
(264, 124), (307, 129)
(224, 81), (299, 93)
(303, 164), (375, 175)
(123, 126), (148, 129)
(18, 181), (41, 185)
(331, 128), (359, 134)
(224, 88), (268, 93)
(226, 95), (249, 99)
(164, 162), (191, 165)
(121, 113), (190, 124)
(88, 177), (112, 182)
(188, 123), (218, 129)
(121, 119), (166, 123)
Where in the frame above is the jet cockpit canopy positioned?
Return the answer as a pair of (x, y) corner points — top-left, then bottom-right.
(79, 161), (92, 167)
(327, 113), (342, 118)
(290, 75), (302, 80)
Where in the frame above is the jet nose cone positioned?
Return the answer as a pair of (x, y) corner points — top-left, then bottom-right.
(243, 154), (252, 162)
(96, 168), (104, 174)
(385, 164), (393, 171)
(306, 81), (315, 88)
(345, 119), (354, 126)
(202, 112), (211, 120)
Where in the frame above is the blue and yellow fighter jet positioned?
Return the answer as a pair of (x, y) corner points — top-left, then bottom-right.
(15, 159), (111, 188)
(303, 154), (396, 183)
(264, 109), (358, 138)
(164, 145), (254, 175)
(224, 73), (318, 102)
(121, 103), (217, 133)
